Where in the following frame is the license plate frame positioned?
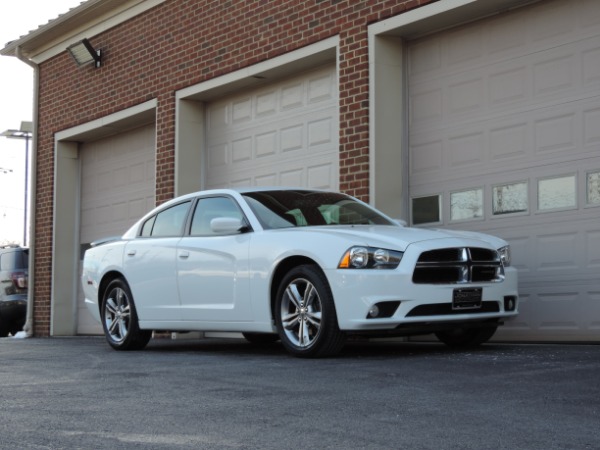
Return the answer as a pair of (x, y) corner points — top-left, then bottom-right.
(452, 288), (482, 310)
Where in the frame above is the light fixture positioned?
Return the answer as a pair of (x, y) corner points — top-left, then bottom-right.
(67, 38), (102, 68)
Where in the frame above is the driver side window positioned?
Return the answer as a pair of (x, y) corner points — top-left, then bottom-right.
(190, 197), (244, 236)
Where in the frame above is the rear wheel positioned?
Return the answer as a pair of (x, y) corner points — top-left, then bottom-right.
(0, 320), (8, 338)
(435, 325), (497, 348)
(101, 278), (151, 350)
(275, 264), (345, 358)
(9, 323), (23, 336)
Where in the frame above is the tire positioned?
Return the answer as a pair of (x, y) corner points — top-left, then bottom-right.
(0, 320), (8, 338)
(435, 325), (498, 348)
(10, 323), (23, 336)
(101, 278), (151, 351)
(275, 264), (345, 358)
(242, 332), (280, 344)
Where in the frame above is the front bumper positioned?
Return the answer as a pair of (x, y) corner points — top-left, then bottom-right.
(325, 259), (518, 333)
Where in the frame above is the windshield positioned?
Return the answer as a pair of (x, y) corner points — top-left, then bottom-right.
(242, 190), (395, 230)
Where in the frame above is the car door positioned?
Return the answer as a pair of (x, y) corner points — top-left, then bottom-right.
(176, 196), (252, 323)
(123, 201), (191, 323)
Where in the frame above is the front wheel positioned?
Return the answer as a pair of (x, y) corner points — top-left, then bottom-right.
(101, 278), (151, 351)
(275, 264), (345, 358)
(435, 325), (497, 348)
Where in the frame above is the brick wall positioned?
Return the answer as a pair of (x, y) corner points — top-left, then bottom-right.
(33, 0), (437, 335)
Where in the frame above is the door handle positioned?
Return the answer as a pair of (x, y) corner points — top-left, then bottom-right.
(179, 251), (190, 259)
(127, 249), (137, 256)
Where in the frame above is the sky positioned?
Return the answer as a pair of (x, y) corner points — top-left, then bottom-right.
(0, 0), (84, 245)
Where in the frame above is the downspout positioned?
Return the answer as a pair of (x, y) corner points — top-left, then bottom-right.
(15, 46), (38, 337)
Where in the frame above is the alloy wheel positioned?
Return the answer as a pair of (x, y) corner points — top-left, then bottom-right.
(280, 277), (323, 349)
(104, 287), (131, 343)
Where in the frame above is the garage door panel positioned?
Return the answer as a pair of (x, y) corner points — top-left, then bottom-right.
(584, 105), (600, 146)
(587, 230), (600, 267)
(583, 47), (600, 85)
(408, 1), (600, 342)
(206, 64), (338, 190)
(411, 29), (600, 136)
(410, 96), (600, 190)
(281, 124), (304, 152)
(213, 155), (336, 191)
(78, 124), (156, 335)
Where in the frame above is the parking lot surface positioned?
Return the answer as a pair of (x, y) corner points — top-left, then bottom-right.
(0, 336), (599, 450)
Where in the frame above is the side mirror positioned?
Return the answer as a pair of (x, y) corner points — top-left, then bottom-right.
(210, 217), (245, 234)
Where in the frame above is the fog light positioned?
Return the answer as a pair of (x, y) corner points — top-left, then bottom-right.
(504, 296), (517, 312)
(366, 301), (401, 319)
(367, 305), (380, 318)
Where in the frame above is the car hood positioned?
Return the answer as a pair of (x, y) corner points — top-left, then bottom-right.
(275, 225), (506, 251)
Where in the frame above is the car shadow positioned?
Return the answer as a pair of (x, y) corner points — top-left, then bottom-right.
(143, 336), (510, 359)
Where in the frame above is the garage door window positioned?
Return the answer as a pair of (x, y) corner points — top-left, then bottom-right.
(587, 171), (600, 205)
(411, 195), (441, 225)
(450, 188), (483, 222)
(538, 175), (577, 211)
(493, 182), (528, 215)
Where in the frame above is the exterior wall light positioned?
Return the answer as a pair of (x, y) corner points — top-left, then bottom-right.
(67, 38), (102, 68)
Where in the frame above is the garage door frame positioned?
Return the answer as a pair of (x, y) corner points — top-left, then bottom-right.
(368, 0), (541, 219)
(174, 36), (339, 197)
(51, 99), (156, 336)
(369, 0), (600, 342)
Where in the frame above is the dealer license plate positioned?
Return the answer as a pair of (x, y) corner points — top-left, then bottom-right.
(452, 288), (482, 310)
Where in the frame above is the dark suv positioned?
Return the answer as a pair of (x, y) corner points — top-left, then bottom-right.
(0, 245), (28, 337)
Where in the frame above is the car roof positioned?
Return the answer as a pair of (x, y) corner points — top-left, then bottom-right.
(202, 186), (326, 195)
(161, 187), (331, 207)
(0, 245), (27, 252)
(122, 187), (336, 239)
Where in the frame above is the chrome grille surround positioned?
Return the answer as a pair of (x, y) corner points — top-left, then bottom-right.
(413, 247), (504, 284)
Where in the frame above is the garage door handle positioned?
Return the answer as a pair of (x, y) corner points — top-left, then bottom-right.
(127, 250), (137, 257)
(179, 251), (190, 259)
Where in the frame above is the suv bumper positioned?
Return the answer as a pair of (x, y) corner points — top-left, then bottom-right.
(0, 296), (27, 323)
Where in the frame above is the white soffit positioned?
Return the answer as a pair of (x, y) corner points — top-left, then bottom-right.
(1, 0), (166, 63)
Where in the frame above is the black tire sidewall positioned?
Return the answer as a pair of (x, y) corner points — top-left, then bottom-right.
(0, 320), (9, 338)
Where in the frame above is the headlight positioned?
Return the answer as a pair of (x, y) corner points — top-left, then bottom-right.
(498, 246), (511, 266)
(339, 247), (403, 269)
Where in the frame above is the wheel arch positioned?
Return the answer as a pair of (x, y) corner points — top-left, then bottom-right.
(270, 256), (324, 320)
(97, 271), (126, 314)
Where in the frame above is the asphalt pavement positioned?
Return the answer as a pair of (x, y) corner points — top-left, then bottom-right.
(0, 336), (599, 450)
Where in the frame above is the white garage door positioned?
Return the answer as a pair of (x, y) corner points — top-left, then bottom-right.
(77, 124), (156, 334)
(407, 0), (600, 340)
(205, 64), (339, 190)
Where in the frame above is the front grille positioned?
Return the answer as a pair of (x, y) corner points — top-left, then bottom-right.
(406, 301), (500, 317)
(413, 247), (503, 284)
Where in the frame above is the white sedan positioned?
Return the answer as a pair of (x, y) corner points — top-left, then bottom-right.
(82, 188), (518, 357)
